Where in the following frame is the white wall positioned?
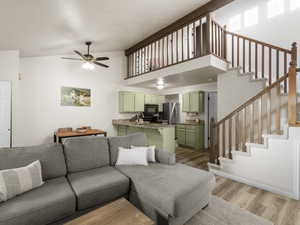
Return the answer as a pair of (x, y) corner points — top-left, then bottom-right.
(0, 51), (20, 147)
(16, 51), (130, 146)
(211, 126), (300, 200)
(217, 69), (265, 120)
(214, 0), (300, 64)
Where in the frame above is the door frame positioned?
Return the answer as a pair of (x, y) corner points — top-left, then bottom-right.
(207, 91), (217, 148)
(0, 80), (12, 148)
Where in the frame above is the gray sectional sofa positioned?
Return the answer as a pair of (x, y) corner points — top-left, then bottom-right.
(0, 133), (215, 225)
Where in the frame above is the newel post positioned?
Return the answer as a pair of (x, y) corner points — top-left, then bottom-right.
(288, 42), (298, 126)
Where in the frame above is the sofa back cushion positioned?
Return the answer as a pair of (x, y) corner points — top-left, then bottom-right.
(0, 144), (67, 180)
(63, 136), (110, 173)
(108, 133), (148, 165)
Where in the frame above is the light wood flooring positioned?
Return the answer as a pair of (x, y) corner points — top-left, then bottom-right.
(176, 147), (300, 225)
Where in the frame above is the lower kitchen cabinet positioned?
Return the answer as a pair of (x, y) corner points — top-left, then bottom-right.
(115, 124), (175, 152)
(176, 123), (204, 150)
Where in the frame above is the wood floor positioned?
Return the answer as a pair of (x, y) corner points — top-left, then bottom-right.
(176, 147), (300, 225)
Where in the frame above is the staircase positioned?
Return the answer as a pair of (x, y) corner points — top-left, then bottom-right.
(208, 31), (300, 199)
(123, 13), (300, 199)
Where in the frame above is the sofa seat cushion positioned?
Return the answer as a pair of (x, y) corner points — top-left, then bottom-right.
(117, 163), (215, 218)
(0, 177), (76, 225)
(68, 166), (130, 210)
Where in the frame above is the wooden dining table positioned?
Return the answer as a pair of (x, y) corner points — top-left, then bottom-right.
(54, 129), (107, 143)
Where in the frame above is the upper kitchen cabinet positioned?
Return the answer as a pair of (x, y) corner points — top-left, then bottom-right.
(158, 95), (166, 112)
(182, 93), (190, 112)
(134, 93), (145, 112)
(119, 92), (165, 113)
(145, 94), (158, 104)
(119, 92), (135, 113)
(182, 91), (204, 113)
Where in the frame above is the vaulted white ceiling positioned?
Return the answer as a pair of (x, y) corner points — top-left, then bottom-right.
(0, 0), (210, 57)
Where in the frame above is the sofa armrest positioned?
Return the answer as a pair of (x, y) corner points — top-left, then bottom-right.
(155, 149), (176, 165)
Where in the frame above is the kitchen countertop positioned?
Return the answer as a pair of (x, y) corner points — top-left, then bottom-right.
(112, 120), (175, 129)
(177, 121), (205, 126)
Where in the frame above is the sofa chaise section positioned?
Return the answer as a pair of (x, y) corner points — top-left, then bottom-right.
(117, 163), (215, 225)
(109, 133), (215, 225)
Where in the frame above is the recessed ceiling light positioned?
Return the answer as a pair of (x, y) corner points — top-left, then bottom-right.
(157, 78), (164, 85)
(156, 84), (165, 90)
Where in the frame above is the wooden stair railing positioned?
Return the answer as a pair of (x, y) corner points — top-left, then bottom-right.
(225, 31), (292, 91)
(210, 42), (298, 165)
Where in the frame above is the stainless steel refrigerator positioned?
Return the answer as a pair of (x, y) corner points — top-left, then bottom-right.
(162, 102), (180, 124)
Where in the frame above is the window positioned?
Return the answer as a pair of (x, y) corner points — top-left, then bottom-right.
(244, 7), (258, 27)
(267, 0), (284, 18)
(229, 14), (242, 31)
(290, 0), (300, 10)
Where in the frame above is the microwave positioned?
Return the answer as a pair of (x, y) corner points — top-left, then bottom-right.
(144, 104), (159, 121)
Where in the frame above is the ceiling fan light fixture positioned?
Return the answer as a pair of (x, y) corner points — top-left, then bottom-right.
(156, 84), (165, 90)
(82, 61), (95, 70)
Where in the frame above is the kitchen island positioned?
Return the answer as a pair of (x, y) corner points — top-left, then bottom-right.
(112, 120), (176, 152)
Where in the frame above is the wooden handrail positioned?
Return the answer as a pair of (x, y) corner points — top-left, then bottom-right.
(226, 31), (292, 54)
(216, 72), (289, 126)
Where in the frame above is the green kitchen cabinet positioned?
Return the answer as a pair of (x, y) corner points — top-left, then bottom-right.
(144, 94), (152, 104)
(145, 94), (158, 104)
(119, 92), (135, 113)
(117, 125), (127, 136)
(176, 127), (186, 145)
(182, 91), (205, 113)
(151, 95), (158, 104)
(119, 92), (166, 113)
(175, 123), (204, 150)
(135, 93), (145, 112)
(114, 124), (176, 152)
(158, 95), (166, 112)
(182, 93), (190, 112)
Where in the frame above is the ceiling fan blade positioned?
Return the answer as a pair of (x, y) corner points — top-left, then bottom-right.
(95, 57), (109, 61)
(93, 61), (109, 68)
(74, 50), (87, 60)
(61, 57), (83, 61)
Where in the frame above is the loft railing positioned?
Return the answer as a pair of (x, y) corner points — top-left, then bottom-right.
(125, 14), (226, 79)
(209, 43), (298, 165)
(125, 16), (293, 88)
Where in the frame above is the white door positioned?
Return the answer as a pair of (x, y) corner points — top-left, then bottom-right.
(0, 81), (11, 147)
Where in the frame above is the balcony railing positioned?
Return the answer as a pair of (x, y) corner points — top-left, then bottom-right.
(125, 14), (226, 79)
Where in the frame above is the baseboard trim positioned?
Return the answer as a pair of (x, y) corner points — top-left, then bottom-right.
(210, 168), (299, 200)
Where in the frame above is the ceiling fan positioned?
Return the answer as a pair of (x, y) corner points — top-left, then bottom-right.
(62, 41), (109, 70)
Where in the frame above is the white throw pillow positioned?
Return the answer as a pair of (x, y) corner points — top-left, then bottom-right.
(116, 147), (148, 166)
(131, 145), (156, 163)
(0, 160), (44, 202)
